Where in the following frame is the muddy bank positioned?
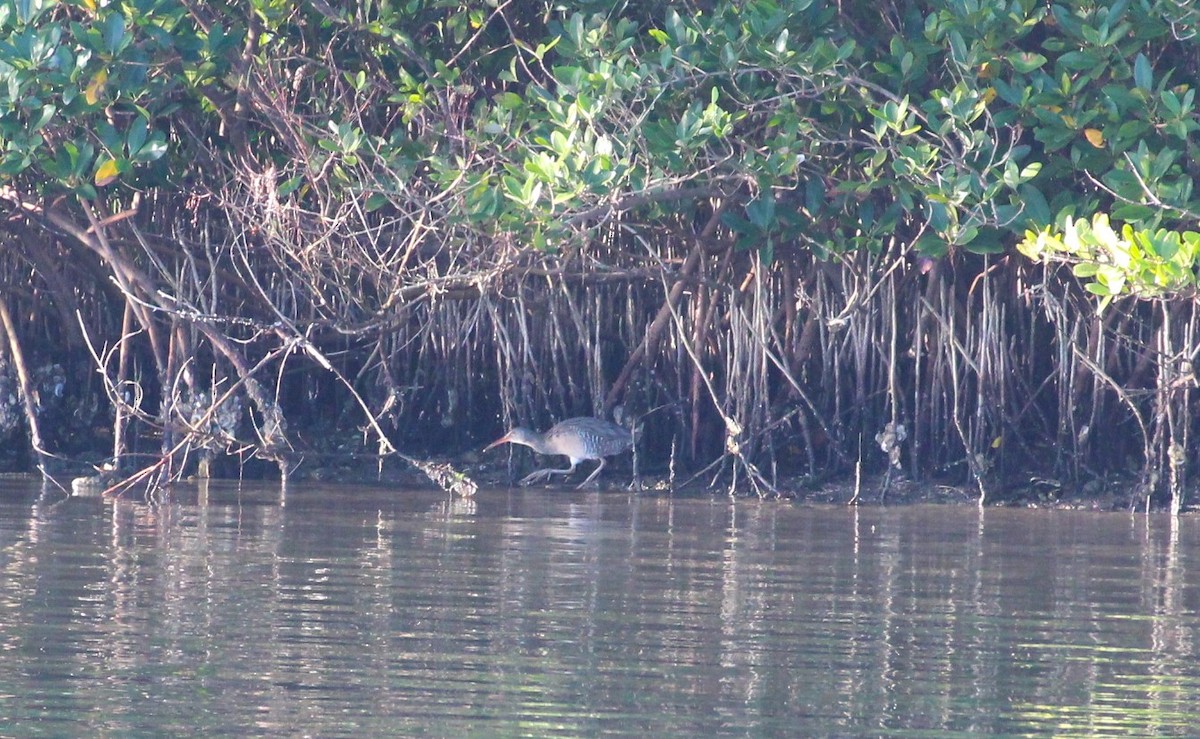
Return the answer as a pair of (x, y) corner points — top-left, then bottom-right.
(53, 446), (1156, 513)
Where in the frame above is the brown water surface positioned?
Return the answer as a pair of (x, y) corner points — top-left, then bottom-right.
(0, 477), (1197, 736)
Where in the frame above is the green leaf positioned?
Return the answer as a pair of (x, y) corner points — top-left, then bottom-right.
(1149, 229), (1179, 261)
(15, 0), (42, 24)
(497, 92), (523, 110)
(717, 207), (749, 233)
(207, 22), (226, 53)
(30, 103), (54, 131)
(132, 135), (167, 163)
(745, 195), (775, 230)
(104, 12), (125, 55)
(1008, 51), (1046, 73)
(1133, 52), (1151, 91)
(94, 121), (120, 153)
(665, 10), (684, 45)
(720, 42), (736, 69)
(914, 234), (947, 257)
(501, 174), (523, 200)
(774, 28), (788, 55)
(278, 175), (304, 197)
(947, 31), (966, 64)
(1102, 169), (1142, 203)
(1057, 50), (1102, 71)
(759, 237), (775, 265)
(1111, 204), (1155, 222)
(964, 228), (1004, 254)
(993, 79), (1026, 106)
(928, 200), (950, 232)
(126, 116), (147, 158)
(1161, 90), (1182, 117)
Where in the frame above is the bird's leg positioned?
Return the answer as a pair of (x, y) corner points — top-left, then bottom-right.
(575, 458), (607, 489)
(521, 461), (576, 486)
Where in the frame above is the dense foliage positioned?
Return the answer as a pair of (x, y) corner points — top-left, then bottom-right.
(5, 0), (1197, 253)
(0, 0), (1198, 504)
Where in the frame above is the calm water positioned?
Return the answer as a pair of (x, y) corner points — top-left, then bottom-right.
(0, 478), (1198, 736)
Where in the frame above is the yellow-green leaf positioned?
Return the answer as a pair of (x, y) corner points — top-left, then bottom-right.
(84, 69), (108, 105)
(94, 158), (120, 186)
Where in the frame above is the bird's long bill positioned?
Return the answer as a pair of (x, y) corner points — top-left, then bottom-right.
(483, 432), (513, 452)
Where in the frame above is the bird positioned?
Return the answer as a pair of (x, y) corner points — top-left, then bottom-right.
(484, 416), (634, 489)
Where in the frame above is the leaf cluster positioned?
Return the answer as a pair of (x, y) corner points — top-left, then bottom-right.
(0, 0), (1197, 263)
(1019, 213), (1200, 311)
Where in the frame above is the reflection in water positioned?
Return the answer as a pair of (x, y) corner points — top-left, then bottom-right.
(0, 478), (1197, 734)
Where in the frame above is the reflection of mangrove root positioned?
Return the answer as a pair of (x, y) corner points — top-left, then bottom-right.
(408, 458), (477, 497)
(71, 469), (119, 497)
